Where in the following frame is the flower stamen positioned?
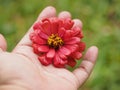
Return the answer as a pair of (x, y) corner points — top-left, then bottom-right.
(47, 34), (64, 49)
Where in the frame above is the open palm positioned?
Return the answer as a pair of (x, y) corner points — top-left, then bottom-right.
(0, 6), (98, 90)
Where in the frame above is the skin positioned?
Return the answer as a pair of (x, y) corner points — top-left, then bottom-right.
(0, 6), (98, 90)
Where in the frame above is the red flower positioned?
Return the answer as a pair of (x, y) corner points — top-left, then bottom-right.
(30, 17), (85, 68)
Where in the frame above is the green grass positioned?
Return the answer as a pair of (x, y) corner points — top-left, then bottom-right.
(0, 0), (120, 90)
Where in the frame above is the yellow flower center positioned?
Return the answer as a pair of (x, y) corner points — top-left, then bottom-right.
(47, 34), (64, 49)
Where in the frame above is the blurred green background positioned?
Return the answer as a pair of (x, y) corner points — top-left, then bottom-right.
(0, 0), (120, 90)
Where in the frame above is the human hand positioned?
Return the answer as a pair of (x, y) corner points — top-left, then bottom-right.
(0, 6), (98, 90)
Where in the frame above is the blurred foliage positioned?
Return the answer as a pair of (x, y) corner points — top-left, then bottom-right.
(0, 0), (120, 90)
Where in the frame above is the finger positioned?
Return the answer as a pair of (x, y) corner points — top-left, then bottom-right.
(58, 11), (71, 19)
(72, 19), (83, 29)
(0, 34), (7, 51)
(73, 46), (98, 87)
(14, 6), (56, 47)
(37, 6), (57, 20)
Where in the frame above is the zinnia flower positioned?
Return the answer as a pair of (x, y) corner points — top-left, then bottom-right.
(30, 17), (85, 68)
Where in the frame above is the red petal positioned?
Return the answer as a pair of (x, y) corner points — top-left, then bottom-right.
(33, 22), (42, 30)
(38, 45), (49, 52)
(30, 30), (40, 40)
(65, 44), (79, 53)
(71, 52), (82, 59)
(72, 27), (83, 38)
(76, 31), (84, 38)
(59, 18), (74, 30)
(78, 42), (86, 52)
(50, 18), (59, 34)
(32, 44), (40, 54)
(72, 27), (81, 36)
(46, 49), (55, 59)
(67, 58), (76, 67)
(63, 30), (72, 41)
(57, 51), (67, 59)
(64, 19), (74, 30)
(41, 19), (51, 35)
(58, 19), (64, 28)
(58, 27), (65, 37)
(38, 30), (49, 39)
(78, 32), (84, 38)
(38, 56), (52, 66)
(65, 37), (80, 44)
(53, 54), (67, 68)
(59, 46), (71, 56)
(31, 35), (46, 45)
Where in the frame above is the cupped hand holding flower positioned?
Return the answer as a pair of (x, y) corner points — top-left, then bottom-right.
(30, 15), (85, 68)
(0, 6), (98, 90)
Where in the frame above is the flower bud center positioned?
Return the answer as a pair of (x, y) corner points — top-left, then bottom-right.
(47, 34), (64, 49)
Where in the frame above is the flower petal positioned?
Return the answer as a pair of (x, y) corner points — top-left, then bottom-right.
(50, 18), (59, 34)
(57, 50), (67, 59)
(59, 46), (71, 56)
(71, 52), (82, 59)
(65, 44), (79, 53)
(38, 45), (49, 52)
(53, 54), (67, 68)
(67, 58), (76, 67)
(32, 44), (40, 54)
(33, 22), (42, 30)
(31, 35), (46, 45)
(59, 18), (74, 30)
(72, 27), (83, 38)
(38, 30), (49, 39)
(30, 30), (40, 39)
(38, 55), (52, 66)
(58, 27), (65, 37)
(78, 42), (86, 52)
(64, 18), (74, 30)
(63, 30), (73, 41)
(65, 37), (80, 44)
(41, 19), (51, 35)
(46, 49), (55, 59)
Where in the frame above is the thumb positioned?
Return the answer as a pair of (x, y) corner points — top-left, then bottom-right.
(0, 34), (7, 51)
